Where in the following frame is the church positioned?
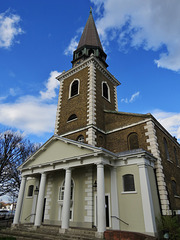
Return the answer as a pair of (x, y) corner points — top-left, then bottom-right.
(13, 10), (180, 238)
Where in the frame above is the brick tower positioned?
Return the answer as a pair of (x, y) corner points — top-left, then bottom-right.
(54, 10), (120, 146)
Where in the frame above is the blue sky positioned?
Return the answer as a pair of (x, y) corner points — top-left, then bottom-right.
(0, 0), (180, 144)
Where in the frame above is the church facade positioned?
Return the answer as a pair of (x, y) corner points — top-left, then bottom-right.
(13, 10), (180, 238)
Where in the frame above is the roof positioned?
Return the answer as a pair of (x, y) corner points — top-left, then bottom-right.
(76, 10), (103, 51)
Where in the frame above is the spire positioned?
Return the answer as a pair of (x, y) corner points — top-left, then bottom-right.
(76, 8), (103, 51)
(72, 9), (108, 68)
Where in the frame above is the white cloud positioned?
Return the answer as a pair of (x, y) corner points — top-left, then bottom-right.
(153, 110), (180, 141)
(40, 71), (60, 100)
(0, 71), (61, 135)
(64, 36), (78, 56)
(91, 0), (180, 71)
(121, 91), (140, 103)
(0, 10), (24, 48)
(0, 97), (57, 135)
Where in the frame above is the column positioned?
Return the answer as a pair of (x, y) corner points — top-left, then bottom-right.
(111, 167), (120, 230)
(97, 163), (106, 234)
(13, 176), (27, 224)
(34, 173), (47, 227)
(61, 168), (72, 231)
(138, 163), (157, 235)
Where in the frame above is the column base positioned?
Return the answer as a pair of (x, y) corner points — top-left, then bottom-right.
(95, 232), (104, 239)
(59, 228), (68, 234)
(11, 223), (19, 229)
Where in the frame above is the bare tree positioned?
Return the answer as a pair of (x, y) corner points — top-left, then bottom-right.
(0, 130), (40, 199)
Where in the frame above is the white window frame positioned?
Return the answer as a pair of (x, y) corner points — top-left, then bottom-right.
(69, 79), (80, 99)
(58, 179), (75, 221)
(102, 81), (110, 102)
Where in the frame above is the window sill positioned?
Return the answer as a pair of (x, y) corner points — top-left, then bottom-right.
(102, 95), (111, 103)
(174, 195), (180, 199)
(67, 118), (77, 123)
(167, 159), (173, 164)
(121, 191), (137, 194)
(68, 94), (79, 100)
(26, 196), (33, 199)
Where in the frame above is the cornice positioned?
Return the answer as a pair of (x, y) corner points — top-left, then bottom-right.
(56, 56), (120, 86)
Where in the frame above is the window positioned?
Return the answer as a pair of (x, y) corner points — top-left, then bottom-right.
(67, 114), (77, 122)
(77, 135), (84, 143)
(59, 179), (74, 220)
(172, 180), (177, 196)
(27, 185), (34, 197)
(123, 174), (135, 192)
(174, 147), (179, 165)
(69, 79), (79, 98)
(102, 81), (110, 101)
(164, 138), (170, 160)
(128, 132), (139, 150)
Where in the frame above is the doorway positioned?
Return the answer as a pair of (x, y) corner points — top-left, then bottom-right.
(94, 194), (111, 228)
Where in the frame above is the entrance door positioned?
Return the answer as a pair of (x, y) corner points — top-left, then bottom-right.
(94, 194), (110, 228)
(42, 198), (46, 222)
(105, 195), (110, 227)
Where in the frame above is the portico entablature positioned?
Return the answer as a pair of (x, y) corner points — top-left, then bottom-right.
(19, 135), (156, 177)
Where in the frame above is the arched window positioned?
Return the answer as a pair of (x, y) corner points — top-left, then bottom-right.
(102, 82), (110, 101)
(88, 49), (94, 56)
(174, 147), (179, 165)
(59, 179), (74, 220)
(27, 185), (34, 197)
(123, 174), (135, 192)
(69, 79), (79, 98)
(128, 132), (139, 150)
(164, 138), (170, 160)
(172, 180), (177, 196)
(67, 114), (77, 122)
(77, 135), (84, 143)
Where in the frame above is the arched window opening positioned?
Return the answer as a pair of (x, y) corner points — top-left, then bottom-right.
(78, 51), (82, 57)
(77, 135), (84, 143)
(102, 82), (110, 100)
(174, 147), (179, 165)
(88, 49), (94, 56)
(27, 185), (34, 197)
(59, 179), (74, 220)
(67, 114), (77, 122)
(123, 174), (135, 192)
(128, 132), (139, 150)
(164, 138), (170, 160)
(172, 180), (177, 196)
(70, 80), (79, 98)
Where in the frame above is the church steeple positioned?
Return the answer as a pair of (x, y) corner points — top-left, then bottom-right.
(72, 9), (108, 68)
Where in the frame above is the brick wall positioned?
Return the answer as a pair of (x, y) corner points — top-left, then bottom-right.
(104, 230), (157, 240)
(155, 125), (180, 211)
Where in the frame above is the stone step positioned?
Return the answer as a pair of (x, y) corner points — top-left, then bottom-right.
(0, 225), (101, 240)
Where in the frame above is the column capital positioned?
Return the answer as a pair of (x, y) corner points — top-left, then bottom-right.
(64, 167), (72, 172)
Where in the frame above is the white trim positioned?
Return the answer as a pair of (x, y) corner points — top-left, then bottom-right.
(56, 55), (120, 86)
(102, 81), (111, 102)
(114, 86), (118, 111)
(54, 79), (64, 135)
(121, 191), (137, 194)
(110, 167), (120, 230)
(138, 162), (157, 235)
(69, 78), (80, 99)
(144, 120), (170, 215)
(84, 167), (93, 223)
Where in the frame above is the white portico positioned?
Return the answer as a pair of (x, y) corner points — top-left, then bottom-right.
(13, 135), (160, 237)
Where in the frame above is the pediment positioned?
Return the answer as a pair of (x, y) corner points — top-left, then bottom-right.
(20, 136), (97, 170)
